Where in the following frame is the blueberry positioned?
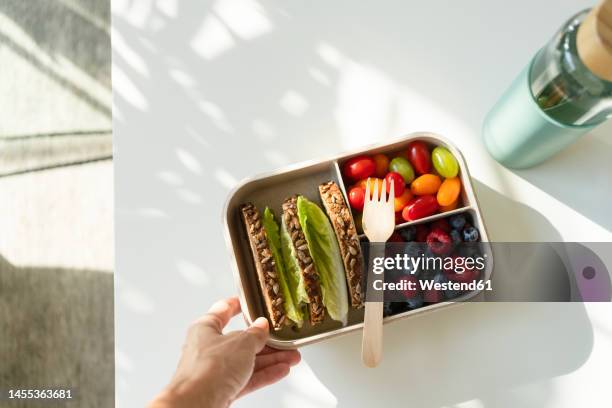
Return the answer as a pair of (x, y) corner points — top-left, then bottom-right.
(433, 271), (459, 300)
(391, 302), (409, 314)
(406, 295), (424, 310)
(445, 287), (461, 299)
(403, 241), (423, 257)
(383, 302), (393, 317)
(450, 229), (462, 244)
(400, 226), (417, 242)
(458, 244), (481, 258)
(449, 214), (467, 230)
(433, 271), (447, 284)
(462, 226), (480, 242)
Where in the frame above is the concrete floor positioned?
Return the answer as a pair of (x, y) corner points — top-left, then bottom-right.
(0, 0), (114, 407)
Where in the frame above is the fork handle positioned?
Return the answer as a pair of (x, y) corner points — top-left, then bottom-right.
(361, 243), (385, 368)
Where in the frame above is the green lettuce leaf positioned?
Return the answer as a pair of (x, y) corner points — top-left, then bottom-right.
(296, 196), (348, 325)
(262, 207), (303, 327)
(280, 219), (309, 306)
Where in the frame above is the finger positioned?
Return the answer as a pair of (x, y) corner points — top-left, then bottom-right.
(236, 363), (291, 399)
(242, 317), (269, 353)
(197, 297), (241, 333)
(254, 349), (301, 371)
(257, 346), (287, 356)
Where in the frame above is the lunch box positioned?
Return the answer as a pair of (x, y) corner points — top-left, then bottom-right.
(223, 132), (493, 349)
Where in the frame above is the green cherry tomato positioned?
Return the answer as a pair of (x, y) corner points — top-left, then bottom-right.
(431, 147), (459, 178)
(389, 157), (415, 183)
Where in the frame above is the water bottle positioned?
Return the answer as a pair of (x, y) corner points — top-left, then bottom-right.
(483, 1), (612, 169)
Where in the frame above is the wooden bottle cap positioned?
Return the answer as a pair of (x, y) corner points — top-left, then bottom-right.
(577, 0), (612, 81)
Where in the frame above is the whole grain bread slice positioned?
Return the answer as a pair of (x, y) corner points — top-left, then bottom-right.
(281, 196), (325, 325)
(241, 203), (286, 330)
(318, 181), (364, 308)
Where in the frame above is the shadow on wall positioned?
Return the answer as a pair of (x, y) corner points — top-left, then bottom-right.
(0, 255), (114, 408)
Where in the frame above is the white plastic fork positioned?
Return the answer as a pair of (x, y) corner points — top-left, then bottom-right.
(361, 178), (395, 368)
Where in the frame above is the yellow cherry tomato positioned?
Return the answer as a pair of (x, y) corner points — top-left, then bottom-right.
(357, 177), (384, 198)
(437, 177), (461, 206)
(410, 174), (441, 196)
(440, 199), (459, 212)
(372, 154), (390, 178)
(394, 189), (413, 212)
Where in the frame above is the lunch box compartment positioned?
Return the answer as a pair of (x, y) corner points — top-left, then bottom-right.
(224, 133), (492, 348)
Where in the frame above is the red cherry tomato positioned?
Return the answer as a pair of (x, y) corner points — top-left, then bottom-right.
(373, 154), (390, 178)
(348, 186), (366, 211)
(402, 195), (439, 221)
(407, 141), (432, 175)
(343, 156), (376, 181)
(395, 211), (404, 225)
(384, 172), (405, 196)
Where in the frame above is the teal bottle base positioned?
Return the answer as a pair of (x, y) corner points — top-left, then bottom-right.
(483, 65), (594, 169)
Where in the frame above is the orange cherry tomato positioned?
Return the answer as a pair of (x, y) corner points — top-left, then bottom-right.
(437, 177), (461, 206)
(357, 177), (384, 198)
(394, 189), (413, 212)
(440, 200), (458, 212)
(410, 174), (442, 196)
(373, 154), (390, 178)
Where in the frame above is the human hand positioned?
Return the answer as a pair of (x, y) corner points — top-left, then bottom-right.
(149, 297), (301, 408)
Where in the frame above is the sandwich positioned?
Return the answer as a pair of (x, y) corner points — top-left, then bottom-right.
(280, 196), (325, 325)
(319, 181), (364, 308)
(241, 203), (303, 330)
(241, 186), (359, 330)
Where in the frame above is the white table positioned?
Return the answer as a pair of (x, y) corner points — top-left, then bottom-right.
(112, 1), (612, 406)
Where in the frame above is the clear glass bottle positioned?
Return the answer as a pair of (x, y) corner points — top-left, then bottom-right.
(483, 7), (612, 169)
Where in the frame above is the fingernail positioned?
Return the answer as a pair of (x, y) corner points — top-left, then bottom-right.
(251, 317), (269, 330)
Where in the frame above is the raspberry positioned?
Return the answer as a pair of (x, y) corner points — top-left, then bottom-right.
(389, 232), (404, 243)
(426, 229), (453, 255)
(415, 224), (430, 242)
(431, 218), (451, 233)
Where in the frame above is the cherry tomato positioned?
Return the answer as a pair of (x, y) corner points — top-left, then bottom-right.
(395, 211), (404, 225)
(437, 177), (461, 206)
(389, 157), (415, 183)
(410, 174), (442, 196)
(373, 154), (389, 178)
(402, 195), (439, 221)
(431, 147), (459, 178)
(407, 141), (432, 175)
(357, 178), (384, 199)
(394, 189), (413, 212)
(348, 186), (365, 211)
(440, 199), (458, 212)
(384, 172), (405, 196)
(343, 156), (376, 181)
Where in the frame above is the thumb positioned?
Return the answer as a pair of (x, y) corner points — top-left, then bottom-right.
(243, 317), (269, 353)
